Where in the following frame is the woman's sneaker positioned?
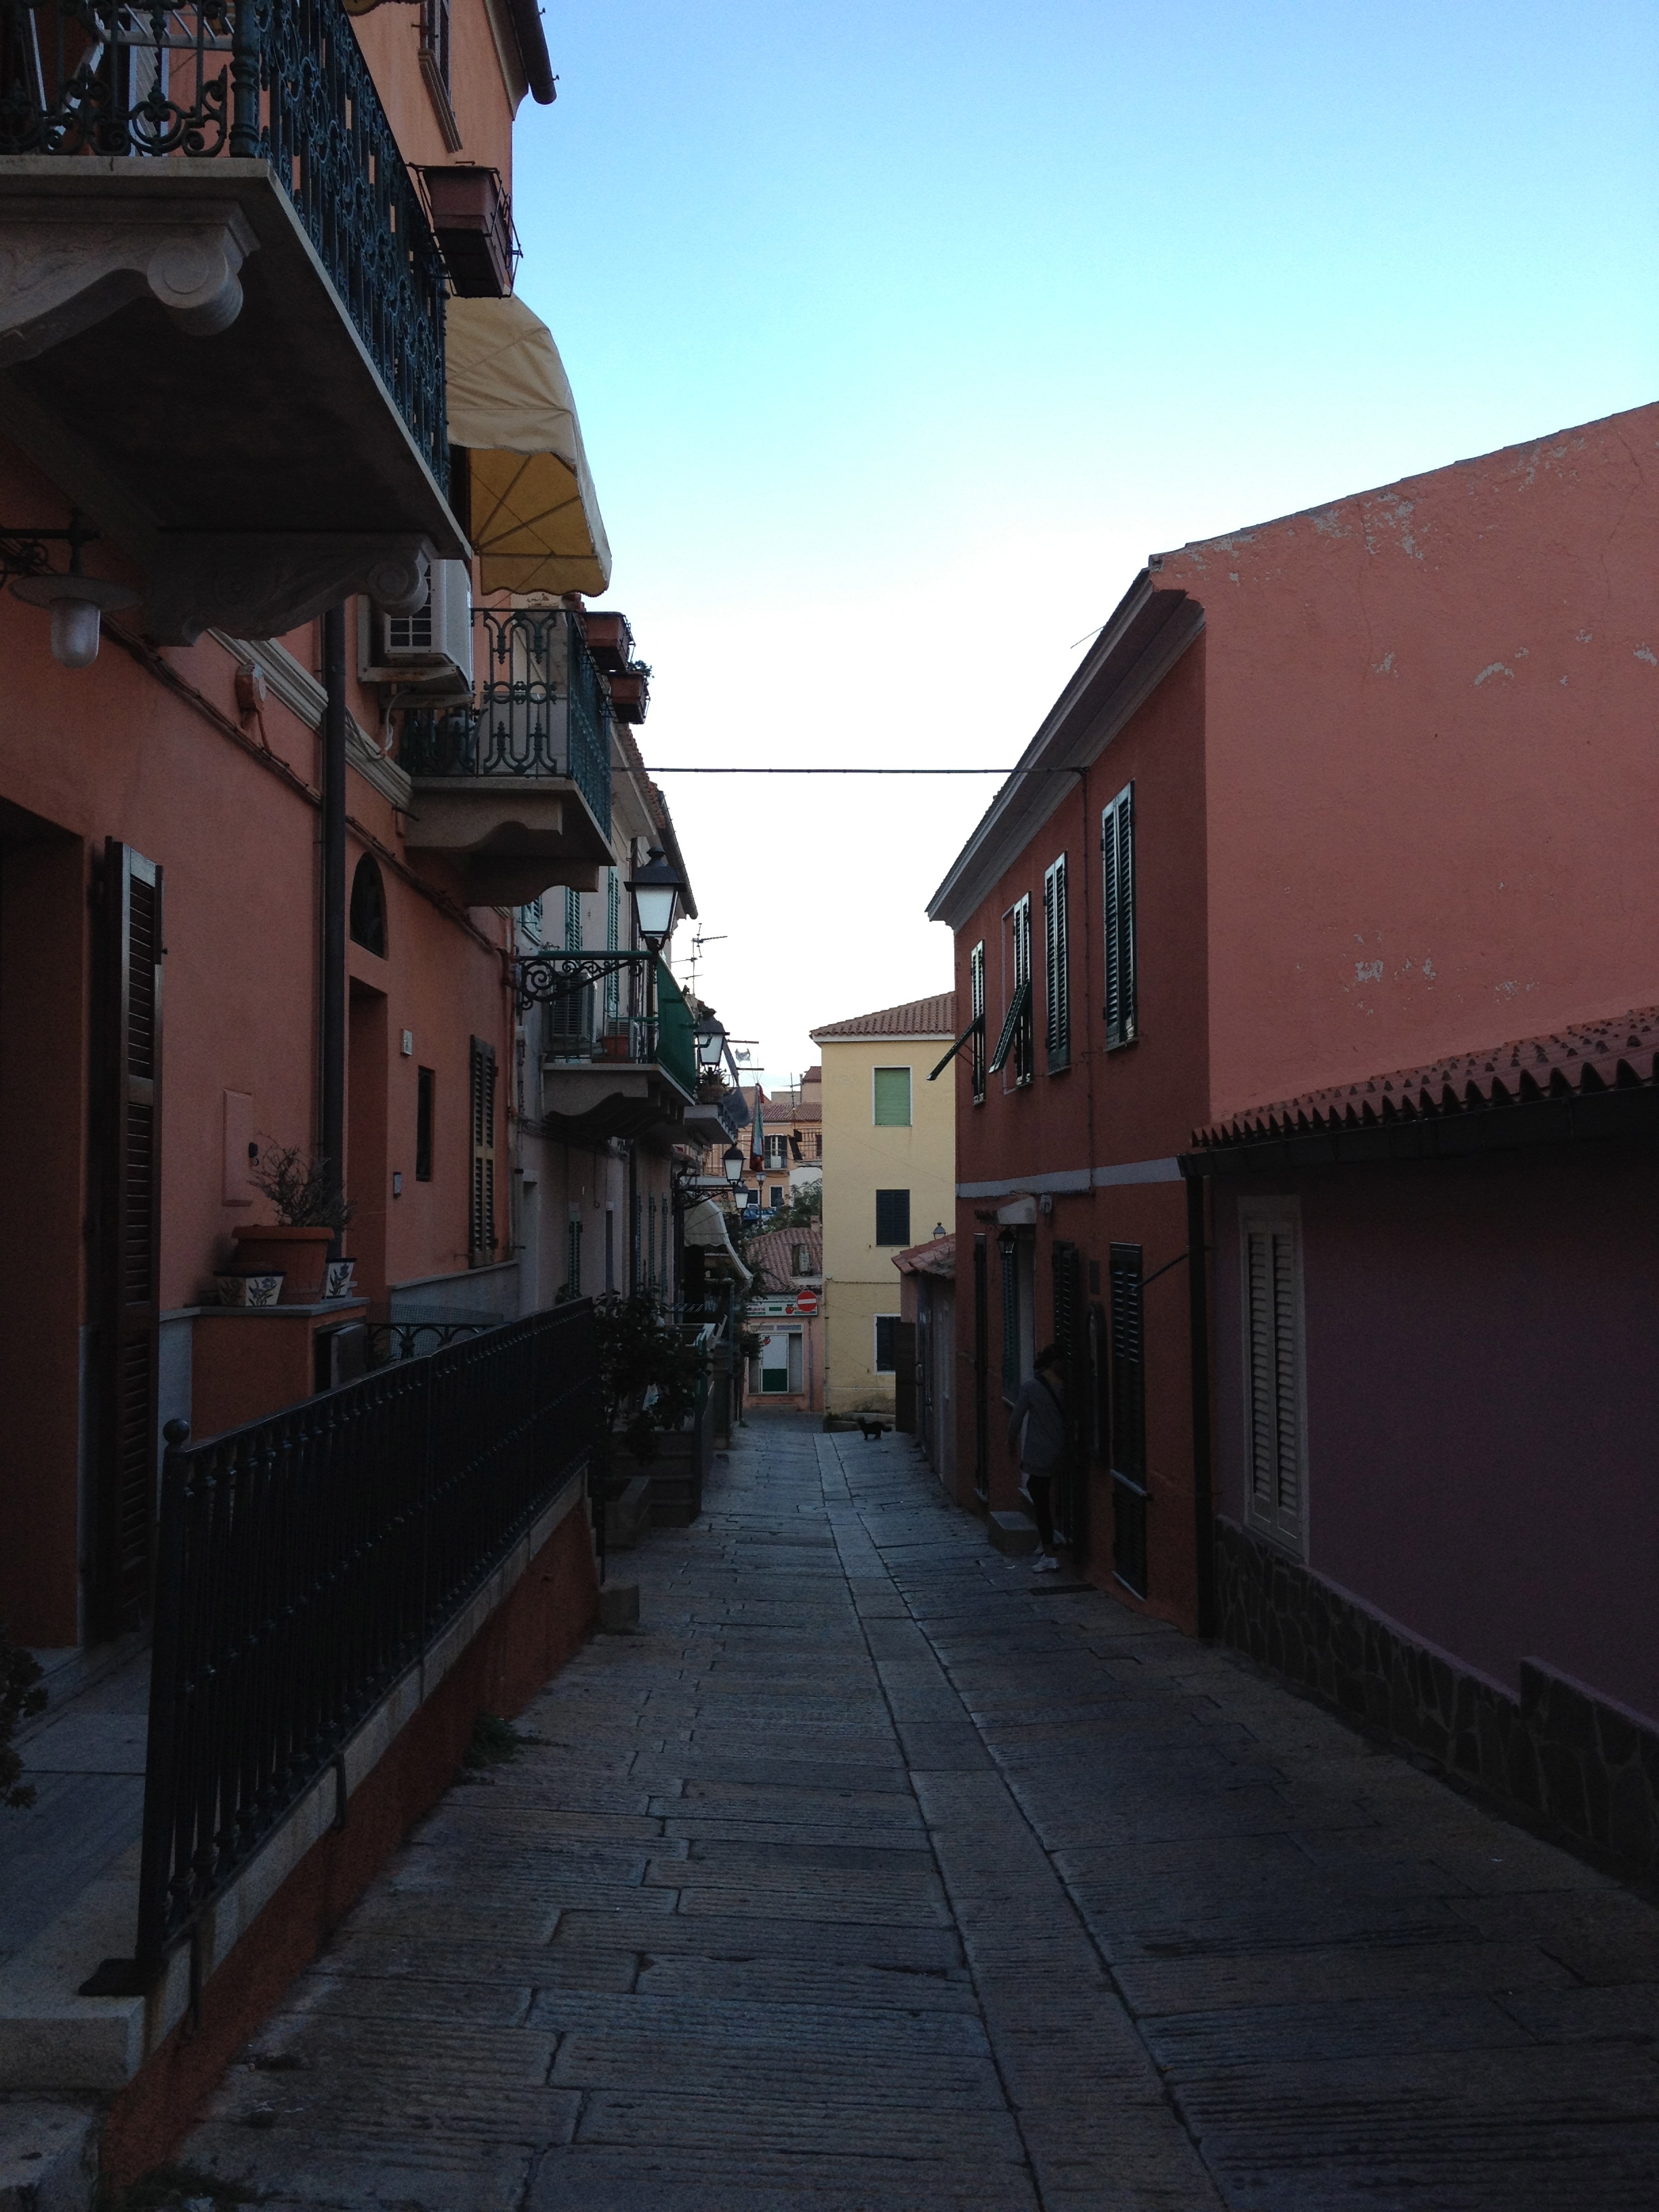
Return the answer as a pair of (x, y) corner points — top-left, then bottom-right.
(1031, 1553), (1060, 1573)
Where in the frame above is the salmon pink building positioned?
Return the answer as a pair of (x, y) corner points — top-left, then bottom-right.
(928, 403), (1659, 1689)
(0, 0), (714, 2175)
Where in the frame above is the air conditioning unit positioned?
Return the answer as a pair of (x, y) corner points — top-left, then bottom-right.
(360, 559), (472, 688)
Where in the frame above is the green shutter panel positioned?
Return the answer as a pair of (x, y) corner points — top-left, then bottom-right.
(94, 842), (164, 1633)
(1044, 856), (1069, 1069)
(970, 940), (986, 1100)
(469, 1037), (497, 1262)
(1103, 785), (1136, 1048)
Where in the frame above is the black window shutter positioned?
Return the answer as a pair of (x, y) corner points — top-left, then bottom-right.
(93, 841), (163, 1634)
(469, 1036), (497, 1262)
(972, 1233), (989, 1499)
(1044, 857), (1069, 1069)
(875, 1189), (910, 1246)
(1050, 1239), (1086, 1557)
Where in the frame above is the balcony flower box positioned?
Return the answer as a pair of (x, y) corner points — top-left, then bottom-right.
(232, 1225), (333, 1303)
(579, 612), (634, 673)
(421, 166), (517, 299)
(607, 668), (649, 724)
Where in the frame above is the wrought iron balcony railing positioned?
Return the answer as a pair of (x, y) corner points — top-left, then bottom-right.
(125, 1302), (599, 1978)
(0, 0), (449, 489)
(523, 947), (698, 1103)
(399, 607), (613, 835)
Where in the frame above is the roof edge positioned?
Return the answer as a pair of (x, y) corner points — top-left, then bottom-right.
(926, 574), (1202, 930)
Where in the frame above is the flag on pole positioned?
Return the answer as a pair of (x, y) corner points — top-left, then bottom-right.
(751, 1084), (765, 1170)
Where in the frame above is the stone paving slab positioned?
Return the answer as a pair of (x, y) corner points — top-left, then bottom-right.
(175, 1413), (1659, 2209)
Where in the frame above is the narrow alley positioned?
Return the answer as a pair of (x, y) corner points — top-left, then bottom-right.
(180, 1417), (1659, 2211)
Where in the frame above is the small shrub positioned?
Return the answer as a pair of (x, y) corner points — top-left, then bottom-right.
(248, 1140), (352, 1233)
(463, 1713), (531, 1769)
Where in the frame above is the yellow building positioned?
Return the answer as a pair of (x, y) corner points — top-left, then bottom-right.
(809, 994), (956, 1418)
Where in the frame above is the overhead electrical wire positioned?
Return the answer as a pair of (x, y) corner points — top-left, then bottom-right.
(639, 764), (1082, 775)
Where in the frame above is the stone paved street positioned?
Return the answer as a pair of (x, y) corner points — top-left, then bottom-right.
(179, 1415), (1659, 2209)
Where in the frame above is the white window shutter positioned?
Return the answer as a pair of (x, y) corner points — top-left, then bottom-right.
(1244, 1209), (1305, 1551)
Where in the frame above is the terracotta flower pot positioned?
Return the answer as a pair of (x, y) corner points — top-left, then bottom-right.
(232, 1224), (334, 1303)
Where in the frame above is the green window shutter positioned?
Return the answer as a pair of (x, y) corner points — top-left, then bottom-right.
(469, 1036), (497, 1261)
(1102, 784), (1136, 1049)
(1000, 1235), (1019, 1400)
(1044, 855), (1069, 1069)
(970, 940), (986, 1101)
(872, 1066), (912, 1126)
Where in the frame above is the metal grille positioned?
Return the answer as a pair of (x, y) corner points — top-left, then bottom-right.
(134, 1303), (600, 1969)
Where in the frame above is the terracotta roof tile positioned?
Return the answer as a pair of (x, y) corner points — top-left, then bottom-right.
(894, 1232), (956, 1278)
(1195, 1004), (1659, 1151)
(810, 992), (956, 1041)
(745, 1225), (823, 1294)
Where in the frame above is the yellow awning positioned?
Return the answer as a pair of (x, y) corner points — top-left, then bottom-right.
(683, 1200), (753, 1288)
(445, 295), (613, 596)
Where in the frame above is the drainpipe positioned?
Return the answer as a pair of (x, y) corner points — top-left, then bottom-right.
(321, 601), (348, 1258)
(1185, 1166), (1214, 1637)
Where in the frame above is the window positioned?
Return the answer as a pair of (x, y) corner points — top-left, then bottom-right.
(793, 1243), (812, 1275)
(969, 939), (986, 1103)
(415, 1067), (435, 1182)
(874, 1314), (901, 1372)
(419, 0), (462, 149)
(468, 1037), (497, 1261)
(1043, 854), (1069, 1071)
(872, 1065), (912, 1126)
(769, 1185), (784, 1210)
(1109, 1244), (1147, 1595)
(989, 897), (1033, 1086)
(765, 1134), (790, 1168)
(1243, 1203), (1306, 1555)
(875, 1189), (911, 1246)
(1102, 782), (1136, 1049)
(349, 855), (386, 958)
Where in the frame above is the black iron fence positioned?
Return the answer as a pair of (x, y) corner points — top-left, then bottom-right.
(0, 0), (449, 489)
(132, 1303), (598, 1972)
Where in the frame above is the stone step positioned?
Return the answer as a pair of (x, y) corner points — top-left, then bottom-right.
(0, 2096), (99, 2212)
(987, 1509), (1038, 1556)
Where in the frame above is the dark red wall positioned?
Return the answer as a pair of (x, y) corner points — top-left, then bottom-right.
(1212, 1140), (1659, 1721)
(949, 636), (1211, 1626)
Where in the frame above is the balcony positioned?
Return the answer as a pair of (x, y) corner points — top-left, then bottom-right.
(0, 0), (464, 640)
(527, 949), (698, 1146)
(399, 607), (613, 905)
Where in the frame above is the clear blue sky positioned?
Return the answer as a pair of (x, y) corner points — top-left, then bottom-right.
(512, 1), (1656, 1088)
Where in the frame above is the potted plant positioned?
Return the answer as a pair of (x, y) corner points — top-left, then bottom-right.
(231, 1141), (353, 1304)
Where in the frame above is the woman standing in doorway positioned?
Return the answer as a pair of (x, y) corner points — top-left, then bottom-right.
(1007, 1344), (1067, 1573)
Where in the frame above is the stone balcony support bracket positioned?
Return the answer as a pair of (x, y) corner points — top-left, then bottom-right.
(0, 198), (259, 365)
(0, 158), (464, 642)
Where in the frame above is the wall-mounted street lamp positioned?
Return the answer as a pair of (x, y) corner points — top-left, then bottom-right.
(627, 846), (685, 952)
(722, 1143), (745, 1190)
(3, 515), (138, 670)
(694, 1006), (728, 1073)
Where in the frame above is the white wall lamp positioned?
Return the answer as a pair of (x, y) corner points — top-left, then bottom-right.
(4, 514), (138, 670)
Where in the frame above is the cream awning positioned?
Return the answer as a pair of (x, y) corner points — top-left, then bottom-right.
(445, 295), (613, 597)
(683, 1200), (752, 1288)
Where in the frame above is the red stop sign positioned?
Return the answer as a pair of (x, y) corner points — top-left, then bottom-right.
(794, 1288), (820, 1315)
